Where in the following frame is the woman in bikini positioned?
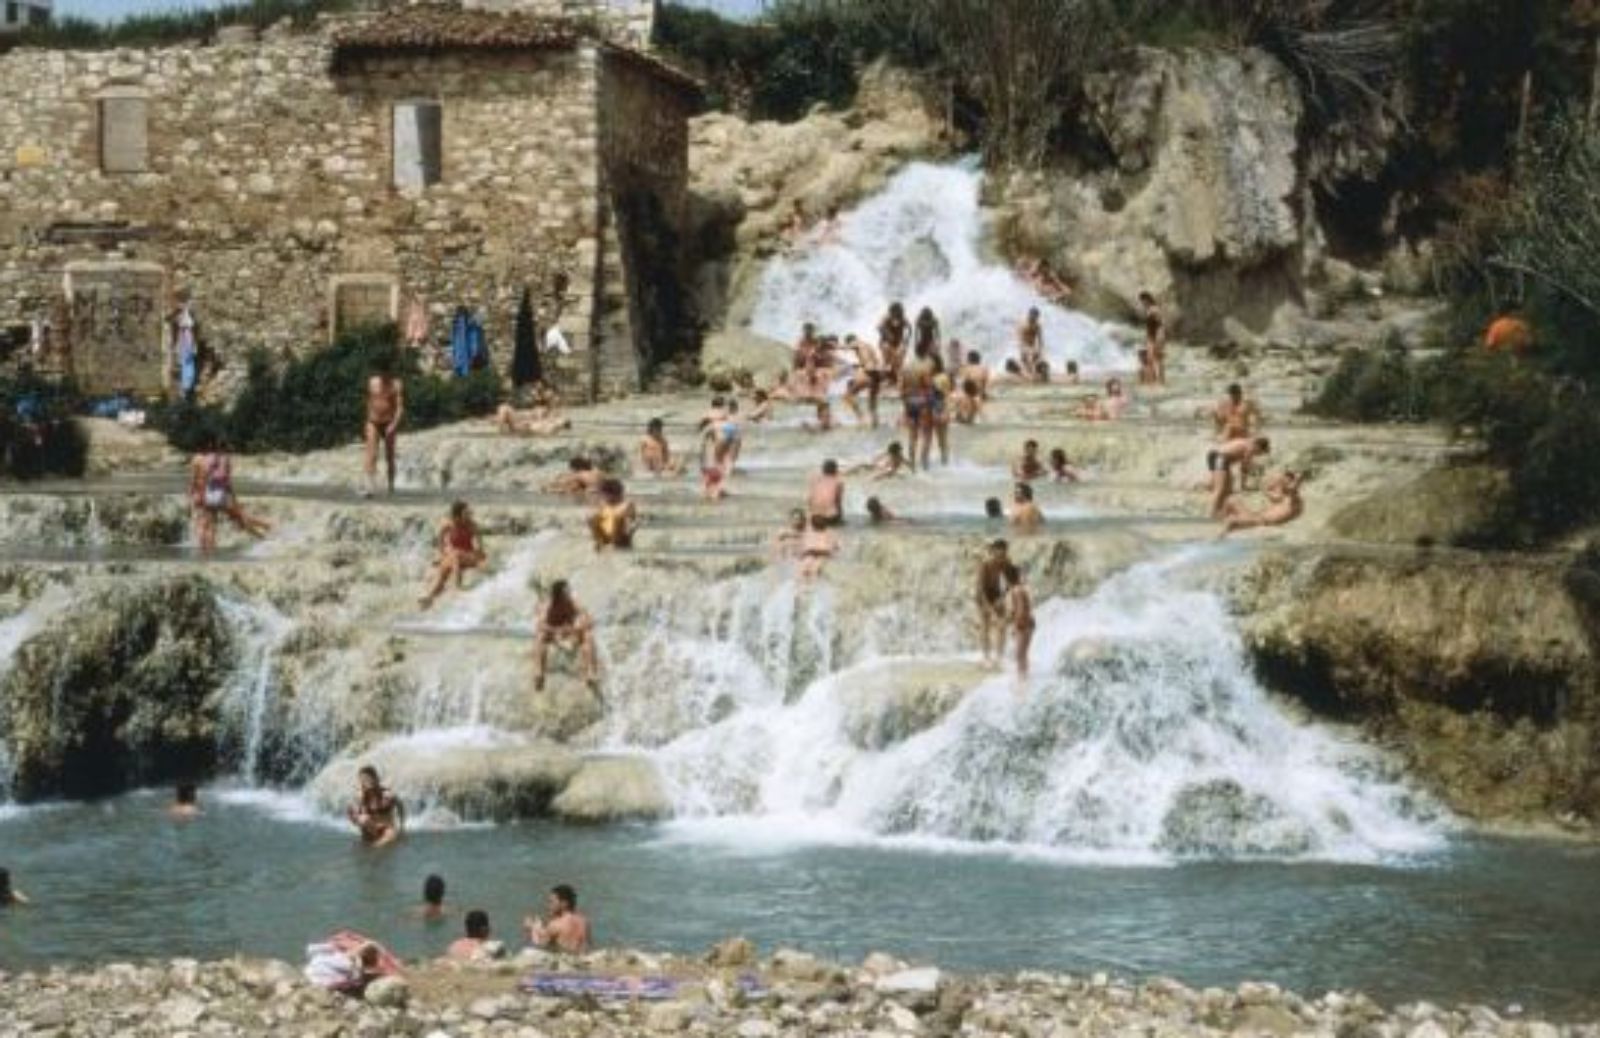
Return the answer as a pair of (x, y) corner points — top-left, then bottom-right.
(878, 302), (910, 381)
(189, 434), (270, 554)
(420, 501), (486, 608)
(1006, 565), (1036, 681)
(900, 341), (938, 473)
(346, 766), (405, 847)
(588, 478), (638, 551)
(532, 580), (600, 693)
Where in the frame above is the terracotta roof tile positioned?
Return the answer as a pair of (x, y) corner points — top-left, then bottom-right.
(331, 5), (579, 56)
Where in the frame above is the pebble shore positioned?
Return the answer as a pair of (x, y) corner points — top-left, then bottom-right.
(2, 943), (1596, 1038)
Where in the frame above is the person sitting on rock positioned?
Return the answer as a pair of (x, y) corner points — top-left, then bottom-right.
(958, 350), (992, 401)
(448, 910), (501, 962)
(544, 457), (603, 498)
(524, 884), (590, 955)
(588, 478), (637, 552)
(746, 389), (775, 425)
(346, 766), (405, 848)
(951, 378), (984, 425)
(420, 501), (486, 609)
(638, 418), (683, 478)
(1012, 440), (1046, 483)
(1101, 378), (1130, 420)
(1009, 482), (1045, 533)
(1221, 470), (1305, 537)
(1049, 448), (1082, 484)
(533, 581), (599, 694)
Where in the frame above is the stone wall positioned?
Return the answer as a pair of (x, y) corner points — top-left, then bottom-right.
(0, 14), (690, 401)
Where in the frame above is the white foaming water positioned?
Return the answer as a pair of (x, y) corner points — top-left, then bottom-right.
(749, 161), (1131, 374)
(0, 588), (75, 802)
(400, 532), (553, 634)
(647, 557), (1447, 864)
(217, 598), (294, 785)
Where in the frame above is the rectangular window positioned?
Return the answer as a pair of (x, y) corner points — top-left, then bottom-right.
(6, 3), (19, 26)
(28, 4), (47, 24)
(99, 95), (149, 174)
(392, 101), (442, 189)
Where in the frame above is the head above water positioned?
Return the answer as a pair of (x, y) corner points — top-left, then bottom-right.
(866, 496), (886, 520)
(424, 874), (446, 907)
(1004, 359), (1022, 375)
(175, 783), (198, 806)
(1014, 483), (1034, 502)
(1067, 361), (1079, 375)
(0, 868), (12, 903)
(1255, 437), (1271, 453)
(465, 909), (490, 940)
(1049, 448), (1067, 467)
(985, 497), (1003, 519)
(550, 885), (577, 913)
(966, 350), (981, 365)
(887, 442), (904, 457)
(822, 459), (839, 476)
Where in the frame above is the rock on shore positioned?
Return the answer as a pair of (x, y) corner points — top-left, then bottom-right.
(0, 948), (1594, 1038)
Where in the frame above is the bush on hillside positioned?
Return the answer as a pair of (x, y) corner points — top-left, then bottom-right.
(0, 376), (89, 480)
(1307, 341), (1437, 423)
(10, 0), (352, 49)
(151, 325), (500, 455)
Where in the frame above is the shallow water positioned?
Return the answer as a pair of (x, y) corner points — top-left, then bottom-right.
(0, 793), (1597, 1015)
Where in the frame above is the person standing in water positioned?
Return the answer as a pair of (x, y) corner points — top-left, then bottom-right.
(346, 765), (405, 847)
(364, 358), (405, 496)
(416, 875), (451, 921)
(168, 783), (202, 819)
(1007, 565), (1035, 681)
(420, 501), (486, 609)
(524, 884), (591, 954)
(1009, 483), (1045, 532)
(900, 341), (938, 472)
(532, 580), (599, 694)
(807, 459), (845, 526)
(878, 302), (910, 381)
(1017, 308), (1046, 381)
(189, 434), (271, 553)
(843, 334), (887, 428)
(1139, 291), (1166, 385)
(976, 540), (1014, 669)
(914, 307), (941, 362)
(448, 910), (496, 961)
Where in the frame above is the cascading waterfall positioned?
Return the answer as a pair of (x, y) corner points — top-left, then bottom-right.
(646, 553), (1445, 863)
(217, 598), (294, 785)
(749, 160), (1130, 373)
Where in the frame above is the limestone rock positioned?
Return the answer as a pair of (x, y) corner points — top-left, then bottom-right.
(706, 937), (757, 968)
(0, 576), (233, 800)
(363, 975), (409, 1008)
(837, 661), (989, 751)
(550, 754), (672, 822)
(308, 735), (582, 822)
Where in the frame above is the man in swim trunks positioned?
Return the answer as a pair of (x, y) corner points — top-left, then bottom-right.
(900, 341), (938, 472)
(420, 500), (486, 609)
(807, 459), (845, 526)
(1213, 383), (1261, 441)
(1207, 436), (1271, 519)
(797, 513), (840, 582)
(976, 540), (1013, 669)
(1007, 564), (1035, 681)
(523, 884), (590, 954)
(347, 765), (405, 847)
(1221, 470), (1305, 537)
(1017, 308), (1046, 381)
(1009, 482), (1045, 533)
(588, 478), (638, 551)
(843, 334), (887, 428)
(1139, 291), (1166, 385)
(364, 359), (405, 496)
(878, 302), (910, 381)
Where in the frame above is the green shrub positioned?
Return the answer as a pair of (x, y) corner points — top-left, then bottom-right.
(0, 376), (89, 480)
(12, 0), (352, 49)
(150, 325), (500, 455)
(1307, 342), (1436, 422)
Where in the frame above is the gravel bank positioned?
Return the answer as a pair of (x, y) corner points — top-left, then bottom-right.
(2, 943), (1596, 1038)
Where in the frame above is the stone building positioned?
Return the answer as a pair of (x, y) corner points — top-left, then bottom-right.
(0, 0), (697, 400)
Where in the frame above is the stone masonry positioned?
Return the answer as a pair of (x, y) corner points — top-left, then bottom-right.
(0, 0), (694, 401)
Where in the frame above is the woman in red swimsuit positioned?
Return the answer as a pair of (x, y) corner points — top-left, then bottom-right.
(419, 500), (486, 609)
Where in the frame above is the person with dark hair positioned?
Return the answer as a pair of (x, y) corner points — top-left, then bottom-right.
(1138, 291), (1166, 384)
(878, 302), (910, 381)
(976, 540), (1014, 669)
(900, 340), (938, 472)
(363, 357), (405, 496)
(169, 782), (202, 819)
(189, 431), (270, 554)
(1213, 383), (1261, 441)
(449, 910), (495, 960)
(1049, 448), (1082, 484)
(1012, 440), (1046, 483)
(544, 456), (603, 497)
(1207, 436), (1271, 519)
(959, 349), (990, 401)
(524, 884), (590, 954)
(1016, 308), (1045, 381)
(588, 479), (637, 553)
(847, 441), (908, 480)
(1064, 360), (1080, 386)
(798, 513), (840, 581)
(1010, 483), (1044, 532)
(842, 334), (886, 429)
(952, 377), (983, 424)
(420, 501), (486, 609)
(1221, 470), (1306, 537)
(419, 874), (449, 921)
(914, 306), (941, 359)
(984, 497), (1005, 522)
(0, 868), (29, 907)
(806, 459), (845, 526)
(638, 418), (684, 477)
(533, 580), (599, 694)
(346, 765), (404, 847)
(865, 496), (909, 525)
